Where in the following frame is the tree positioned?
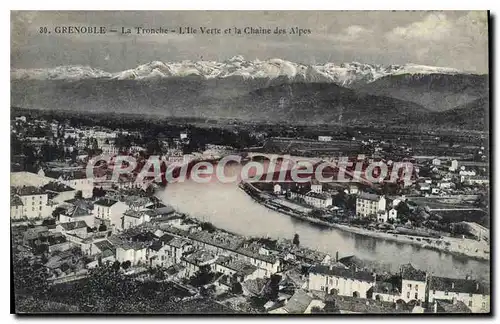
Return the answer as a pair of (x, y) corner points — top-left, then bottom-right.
(231, 282), (243, 294)
(189, 265), (213, 287)
(121, 260), (131, 270)
(112, 261), (121, 272)
(201, 222), (217, 233)
(293, 233), (300, 246)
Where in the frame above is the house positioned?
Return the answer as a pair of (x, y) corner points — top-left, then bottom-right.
(182, 250), (218, 278)
(428, 276), (490, 313)
(377, 208), (398, 223)
(56, 220), (88, 236)
(58, 204), (95, 228)
(234, 246), (281, 277)
(433, 299), (472, 313)
(89, 239), (116, 259)
(122, 210), (151, 230)
(15, 186), (49, 219)
(324, 294), (410, 314)
(273, 184), (282, 195)
(93, 198), (128, 230)
(370, 281), (401, 303)
(44, 170), (94, 198)
(268, 289), (325, 314)
(147, 234), (193, 268)
(308, 264), (376, 298)
(42, 182), (77, 205)
(214, 258), (265, 282)
(356, 192), (386, 218)
(303, 192), (332, 208)
(286, 245), (331, 265)
(11, 195), (25, 219)
(289, 187), (332, 208)
(115, 241), (149, 266)
(432, 158), (441, 166)
(318, 136), (332, 142)
(400, 263), (427, 303)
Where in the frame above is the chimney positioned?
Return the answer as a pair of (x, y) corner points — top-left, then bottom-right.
(476, 282), (479, 291)
(336, 251), (339, 262)
(451, 282), (455, 289)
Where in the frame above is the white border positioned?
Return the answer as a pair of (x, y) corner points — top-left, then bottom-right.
(2, 2), (498, 324)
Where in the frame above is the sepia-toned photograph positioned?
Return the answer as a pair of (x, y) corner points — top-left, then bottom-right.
(10, 10), (490, 315)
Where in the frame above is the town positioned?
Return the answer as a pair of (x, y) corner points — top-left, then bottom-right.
(11, 108), (490, 314)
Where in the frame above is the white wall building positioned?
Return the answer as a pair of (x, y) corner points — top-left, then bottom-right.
(400, 264), (427, 303)
(308, 264), (375, 298)
(428, 276), (490, 313)
(356, 192), (386, 218)
(15, 186), (50, 219)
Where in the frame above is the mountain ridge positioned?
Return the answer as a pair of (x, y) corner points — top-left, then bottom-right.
(11, 56), (473, 87)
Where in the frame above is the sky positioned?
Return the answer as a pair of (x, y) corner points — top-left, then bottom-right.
(11, 11), (489, 73)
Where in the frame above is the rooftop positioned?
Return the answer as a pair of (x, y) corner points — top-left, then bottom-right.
(309, 264), (375, 282)
(219, 259), (258, 277)
(325, 295), (409, 313)
(434, 299), (472, 313)
(16, 186), (46, 196)
(429, 276), (490, 295)
(94, 198), (119, 207)
(58, 220), (88, 231)
(358, 192), (382, 202)
(11, 195), (23, 206)
(93, 240), (116, 254)
(400, 263), (427, 282)
(183, 250), (217, 266)
(282, 289), (313, 314)
(42, 181), (75, 193)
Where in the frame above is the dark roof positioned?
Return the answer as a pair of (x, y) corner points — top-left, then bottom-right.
(282, 290), (313, 314)
(94, 198), (118, 207)
(149, 241), (164, 252)
(219, 259), (258, 277)
(435, 299), (471, 313)
(159, 234), (175, 244)
(310, 264), (375, 282)
(372, 281), (400, 295)
(429, 276), (490, 295)
(60, 170), (87, 180)
(94, 240), (115, 254)
(358, 192), (382, 202)
(400, 263), (426, 282)
(11, 195), (23, 206)
(58, 220), (87, 231)
(62, 204), (92, 217)
(325, 295), (410, 313)
(132, 231), (157, 242)
(16, 186), (45, 196)
(42, 182), (75, 192)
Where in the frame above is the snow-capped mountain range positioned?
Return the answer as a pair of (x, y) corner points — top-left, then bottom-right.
(11, 55), (467, 86)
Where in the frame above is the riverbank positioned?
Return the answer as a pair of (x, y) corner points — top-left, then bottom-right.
(239, 181), (490, 262)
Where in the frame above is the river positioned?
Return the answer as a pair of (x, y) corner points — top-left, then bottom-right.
(157, 163), (489, 281)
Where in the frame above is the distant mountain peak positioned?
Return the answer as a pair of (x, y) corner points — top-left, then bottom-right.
(11, 57), (471, 86)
